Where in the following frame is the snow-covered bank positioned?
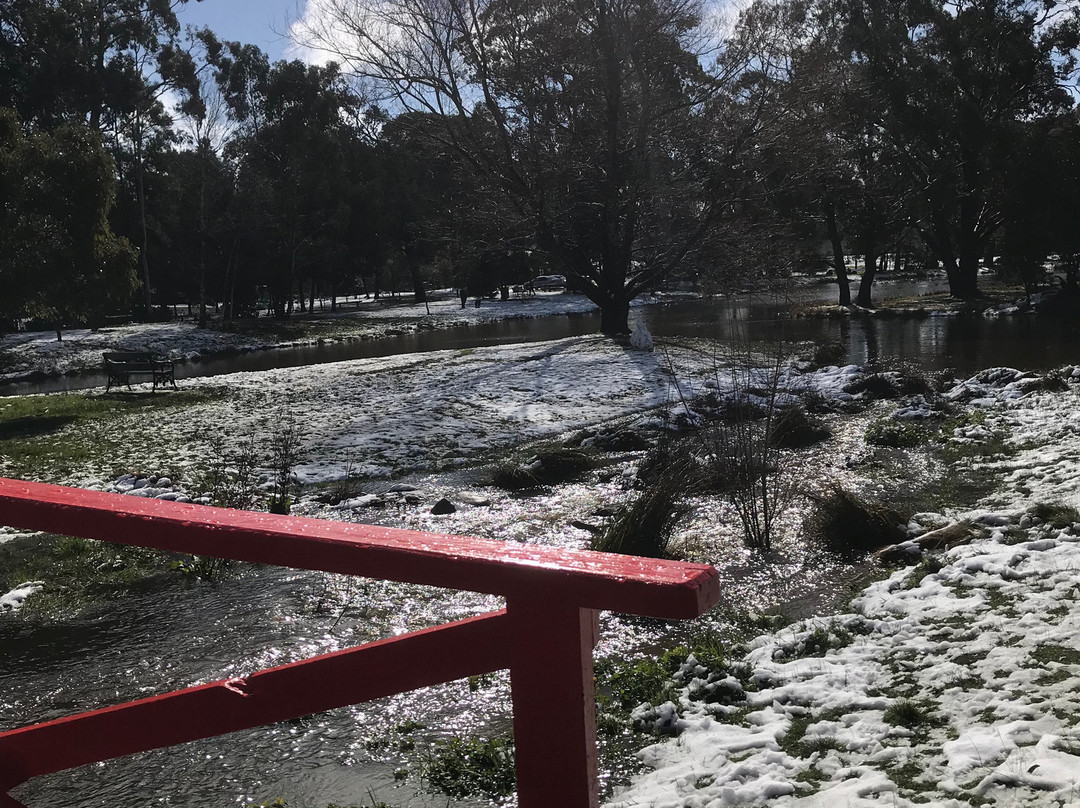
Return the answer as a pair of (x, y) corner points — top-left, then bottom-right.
(607, 504), (1080, 807)
(4, 336), (695, 489)
(607, 371), (1080, 808)
(0, 291), (608, 382)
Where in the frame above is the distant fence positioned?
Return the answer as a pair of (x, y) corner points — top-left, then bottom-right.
(0, 478), (720, 808)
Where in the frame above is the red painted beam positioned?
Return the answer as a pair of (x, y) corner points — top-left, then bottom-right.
(0, 610), (511, 789)
(509, 599), (600, 808)
(0, 478), (720, 619)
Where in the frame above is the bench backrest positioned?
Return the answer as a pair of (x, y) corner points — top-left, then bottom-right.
(104, 351), (156, 363)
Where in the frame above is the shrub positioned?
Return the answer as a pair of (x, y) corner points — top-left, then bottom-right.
(865, 417), (925, 448)
(1029, 502), (1080, 529)
(811, 341), (846, 368)
(804, 487), (908, 556)
(768, 406), (832, 448)
(846, 372), (931, 400)
(420, 736), (516, 799)
(268, 420), (305, 514)
(195, 432), (260, 510)
(1025, 368), (1071, 393)
(490, 447), (593, 489)
(845, 373), (900, 398)
(592, 473), (687, 558)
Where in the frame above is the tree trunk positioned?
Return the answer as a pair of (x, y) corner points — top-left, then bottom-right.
(955, 193), (981, 299)
(856, 251), (877, 307)
(598, 293), (630, 335)
(135, 128), (153, 320)
(197, 142), (208, 328)
(825, 200), (851, 306)
(405, 250), (427, 304)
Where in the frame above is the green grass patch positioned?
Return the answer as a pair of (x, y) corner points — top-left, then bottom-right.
(0, 532), (185, 617)
(888, 760), (935, 801)
(865, 418), (926, 448)
(904, 555), (946, 589)
(778, 713), (845, 759)
(1032, 644), (1080, 666)
(419, 735), (516, 800)
(0, 388), (228, 478)
(1035, 668), (1072, 686)
(883, 699), (941, 732)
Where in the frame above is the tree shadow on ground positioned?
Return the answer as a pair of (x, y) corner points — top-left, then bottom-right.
(0, 415), (79, 440)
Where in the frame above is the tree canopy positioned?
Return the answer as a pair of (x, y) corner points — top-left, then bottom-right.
(2, 0), (1080, 333)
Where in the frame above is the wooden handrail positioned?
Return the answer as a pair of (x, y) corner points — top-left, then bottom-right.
(0, 477), (721, 807)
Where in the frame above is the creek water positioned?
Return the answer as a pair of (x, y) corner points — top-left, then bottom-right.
(0, 278), (1068, 806)
(3, 278), (1075, 398)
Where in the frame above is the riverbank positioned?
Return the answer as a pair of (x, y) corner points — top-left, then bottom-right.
(609, 372), (1080, 808)
(0, 289), (618, 383)
(3, 330), (1080, 806)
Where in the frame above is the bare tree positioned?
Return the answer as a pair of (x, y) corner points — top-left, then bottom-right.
(296, 0), (763, 333)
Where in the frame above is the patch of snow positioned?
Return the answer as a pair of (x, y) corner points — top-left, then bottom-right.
(0, 582), (44, 611)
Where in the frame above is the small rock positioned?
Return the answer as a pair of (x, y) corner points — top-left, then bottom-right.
(336, 494), (385, 510)
(388, 483), (419, 493)
(592, 506), (617, 517)
(914, 522), (975, 552)
(456, 492), (492, 507)
(404, 495), (422, 506)
(570, 520), (602, 534)
(431, 498), (457, 515)
(873, 541), (922, 565)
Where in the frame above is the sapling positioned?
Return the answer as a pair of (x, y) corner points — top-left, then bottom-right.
(268, 420), (306, 514)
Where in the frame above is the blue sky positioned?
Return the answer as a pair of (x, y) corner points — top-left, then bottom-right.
(177, 0), (301, 61)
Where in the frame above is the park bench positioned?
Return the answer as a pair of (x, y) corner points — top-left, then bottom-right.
(103, 351), (177, 392)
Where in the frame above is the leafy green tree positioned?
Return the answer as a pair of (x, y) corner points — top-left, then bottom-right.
(0, 109), (138, 337)
(829, 0), (1080, 299)
(214, 45), (358, 317)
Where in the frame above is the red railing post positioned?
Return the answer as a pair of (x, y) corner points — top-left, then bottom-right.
(508, 596), (600, 808)
(0, 479), (722, 806)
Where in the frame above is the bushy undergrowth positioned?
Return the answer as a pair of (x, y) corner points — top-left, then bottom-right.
(845, 372), (932, 400)
(768, 405), (832, 448)
(865, 417), (926, 448)
(490, 446), (594, 489)
(1029, 502), (1080, 529)
(810, 341), (846, 369)
(419, 736), (516, 800)
(592, 473), (688, 558)
(804, 487), (909, 556)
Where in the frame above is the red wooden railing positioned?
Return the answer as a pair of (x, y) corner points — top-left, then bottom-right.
(0, 478), (720, 808)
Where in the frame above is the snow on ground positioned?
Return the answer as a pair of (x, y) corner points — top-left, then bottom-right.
(8, 313), (1080, 807)
(0, 291), (610, 381)
(8, 336), (709, 491)
(0, 581), (43, 612)
(606, 369), (1080, 808)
